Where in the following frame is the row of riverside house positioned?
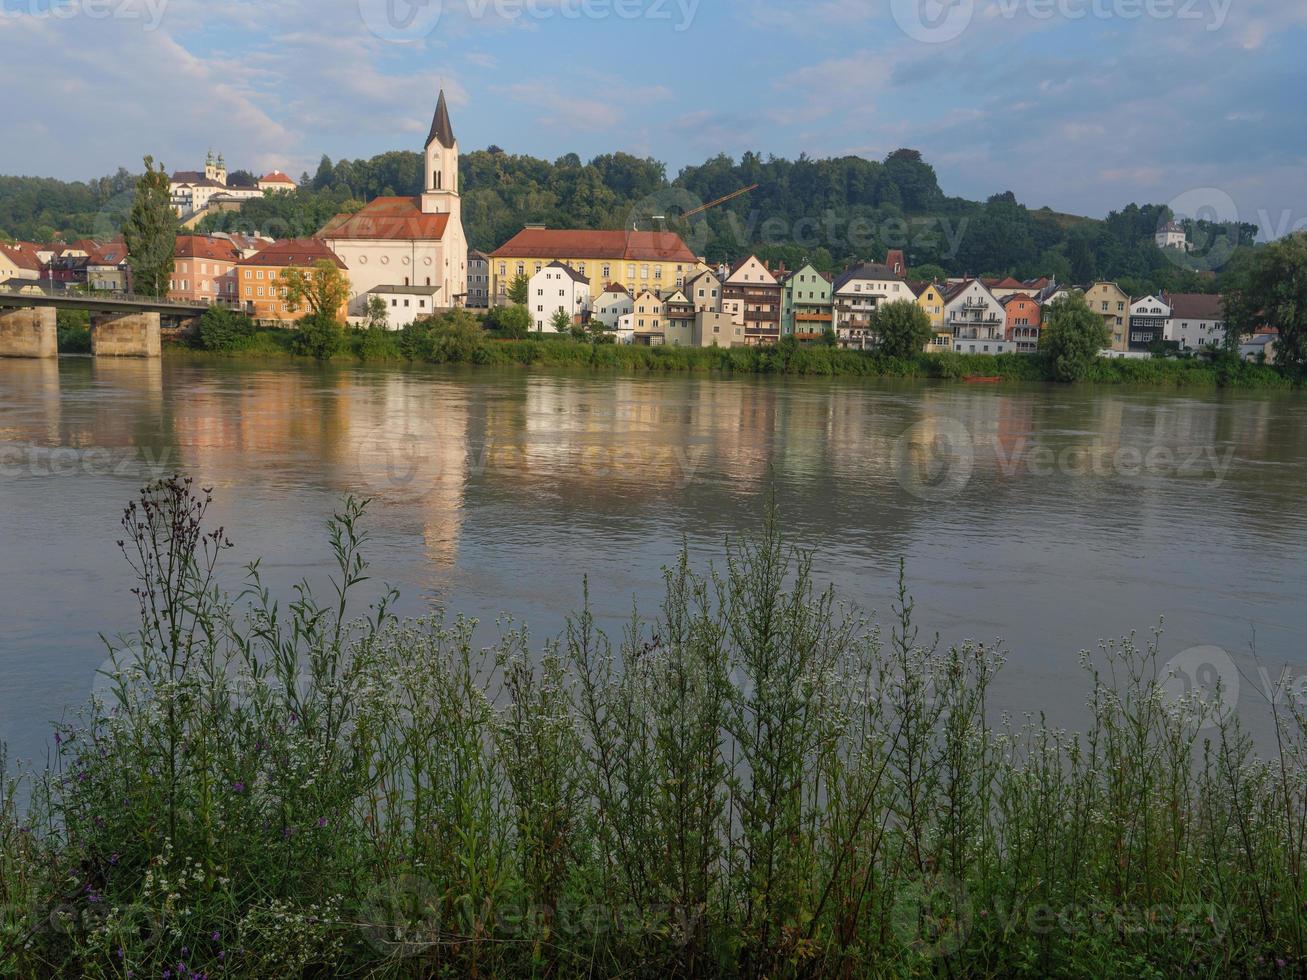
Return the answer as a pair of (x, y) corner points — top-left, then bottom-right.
(486, 229), (1273, 359)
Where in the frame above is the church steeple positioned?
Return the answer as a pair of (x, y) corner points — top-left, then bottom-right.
(422, 88), (460, 216)
(428, 89), (455, 150)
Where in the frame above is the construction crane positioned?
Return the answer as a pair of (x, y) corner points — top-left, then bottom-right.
(682, 184), (759, 219)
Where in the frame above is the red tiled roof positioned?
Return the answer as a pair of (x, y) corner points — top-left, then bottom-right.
(260, 171), (296, 184)
(1168, 292), (1224, 320)
(0, 243), (43, 272)
(175, 235), (242, 262)
(491, 227), (697, 264)
(241, 238), (346, 269)
(318, 197), (451, 242)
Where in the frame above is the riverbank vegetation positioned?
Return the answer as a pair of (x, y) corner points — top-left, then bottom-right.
(178, 307), (1294, 390)
(1, 479), (1306, 977)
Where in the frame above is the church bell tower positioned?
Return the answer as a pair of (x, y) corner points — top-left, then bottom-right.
(421, 89), (460, 222)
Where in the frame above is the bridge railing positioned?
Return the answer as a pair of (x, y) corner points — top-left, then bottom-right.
(0, 286), (239, 312)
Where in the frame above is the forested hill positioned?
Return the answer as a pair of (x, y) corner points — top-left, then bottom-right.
(1, 148), (1254, 294)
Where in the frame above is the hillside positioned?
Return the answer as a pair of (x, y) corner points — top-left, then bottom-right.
(1, 149), (1254, 295)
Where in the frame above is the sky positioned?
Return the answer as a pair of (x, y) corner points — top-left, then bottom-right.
(0, 0), (1304, 236)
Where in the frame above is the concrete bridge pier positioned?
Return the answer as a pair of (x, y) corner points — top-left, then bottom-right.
(91, 312), (161, 358)
(0, 307), (57, 358)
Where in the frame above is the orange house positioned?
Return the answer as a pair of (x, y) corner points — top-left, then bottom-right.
(1002, 293), (1043, 353)
(237, 239), (348, 323)
(170, 235), (242, 305)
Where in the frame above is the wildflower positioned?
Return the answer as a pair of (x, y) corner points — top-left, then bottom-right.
(211, 931), (220, 942)
(231, 781), (245, 793)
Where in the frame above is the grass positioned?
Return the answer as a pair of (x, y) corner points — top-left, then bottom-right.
(3, 478), (1304, 978)
(165, 325), (1296, 390)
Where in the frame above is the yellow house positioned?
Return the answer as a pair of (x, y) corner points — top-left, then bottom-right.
(490, 227), (701, 306)
(1083, 281), (1131, 351)
(911, 281), (952, 352)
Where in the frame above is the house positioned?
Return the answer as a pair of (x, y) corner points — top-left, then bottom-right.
(630, 288), (666, 344)
(1128, 295), (1171, 352)
(490, 226), (699, 307)
(318, 89), (468, 315)
(722, 256), (782, 345)
(663, 288), (695, 343)
(1240, 331), (1278, 363)
(908, 281), (951, 353)
(832, 262), (911, 349)
(169, 235), (242, 304)
(684, 268), (722, 313)
(983, 276), (1030, 300)
(592, 284), (634, 331)
(237, 238), (348, 323)
(1002, 292), (1042, 353)
(0, 243), (43, 283)
(86, 241), (130, 293)
(1156, 220), (1190, 251)
(1083, 282), (1131, 351)
(467, 250), (490, 309)
(258, 171), (297, 194)
(944, 280), (1010, 354)
(529, 261), (590, 333)
(365, 285), (441, 329)
(1166, 293), (1226, 351)
(169, 151), (264, 216)
(693, 311), (747, 348)
(779, 263), (832, 338)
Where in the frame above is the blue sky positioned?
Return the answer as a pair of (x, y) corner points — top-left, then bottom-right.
(1, 0), (1304, 234)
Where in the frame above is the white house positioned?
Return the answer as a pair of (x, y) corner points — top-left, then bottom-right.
(592, 284), (634, 330)
(1128, 295), (1171, 351)
(943, 280), (1008, 353)
(258, 171), (297, 194)
(529, 261), (590, 333)
(684, 269), (722, 313)
(319, 89), (469, 317)
(832, 262), (910, 349)
(364, 285), (441, 329)
(1165, 293), (1226, 351)
(1156, 220), (1190, 251)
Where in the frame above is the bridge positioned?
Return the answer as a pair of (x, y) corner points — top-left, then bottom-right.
(0, 288), (215, 358)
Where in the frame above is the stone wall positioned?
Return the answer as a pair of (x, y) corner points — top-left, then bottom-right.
(0, 307), (57, 358)
(91, 312), (162, 358)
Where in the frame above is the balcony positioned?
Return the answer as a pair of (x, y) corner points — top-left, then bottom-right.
(795, 310), (833, 323)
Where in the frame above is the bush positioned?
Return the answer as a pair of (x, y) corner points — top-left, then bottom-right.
(293, 312), (344, 360)
(3, 481), (1307, 978)
(196, 307), (257, 352)
(56, 309), (91, 353)
(353, 326), (402, 362)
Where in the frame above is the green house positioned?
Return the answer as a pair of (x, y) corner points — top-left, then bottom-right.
(779, 263), (833, 337)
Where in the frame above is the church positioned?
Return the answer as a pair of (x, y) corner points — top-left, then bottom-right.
(318, 90), (469, 317)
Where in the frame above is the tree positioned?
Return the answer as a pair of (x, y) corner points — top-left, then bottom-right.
(486, 304), (532, 339)
(549, 308), (573, 335)
(196, 307), (256, 352)
(1224, 231), (1307, 372)
(365, 294), (390, 332)
(508, 272), (530, 306)
(123, 156), (176, 297)
(294, 313), (343, 361)
(280, 259), (350, 320)
(910, 263), (948, 284)
(1040, 293), (1111, 381)
(873, 299), (933, 359)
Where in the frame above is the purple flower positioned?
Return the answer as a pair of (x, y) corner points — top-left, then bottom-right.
(231, 781), (245, 793)
(317, 817), (328, 828)
(211, 931), (220, 942)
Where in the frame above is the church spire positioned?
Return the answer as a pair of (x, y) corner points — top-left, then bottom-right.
(427, 89), (456, 150)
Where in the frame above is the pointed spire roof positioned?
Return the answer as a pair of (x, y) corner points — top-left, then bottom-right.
(427, 89), (456, 149)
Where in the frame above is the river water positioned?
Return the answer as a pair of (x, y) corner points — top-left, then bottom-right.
(2, 357), (1306, 764)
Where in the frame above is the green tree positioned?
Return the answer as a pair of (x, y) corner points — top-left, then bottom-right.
(508, 272), (530, 306)
(486, 304), (532, 339)
(1224, 231), (1307, 372)
(295, 312), (344, 360)
(280, 259), (350, 320)
(873, 299), (933, 359)
(196, 307), (256, 352)
(123, 156), (176, 297)
(550, 308), (573, 335)
(1040, 293), (1111, 381)
(365, 294), (390, 332)
(909, 263), (948, 284)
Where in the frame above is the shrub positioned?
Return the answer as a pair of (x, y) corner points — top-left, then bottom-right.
(196, 307), (257, 352)
(293, 312), (344, 360)
(353, 326), (402, 362)
(56, 309), (91, 353)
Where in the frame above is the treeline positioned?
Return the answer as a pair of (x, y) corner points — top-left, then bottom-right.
(3, 148), (1259, 295)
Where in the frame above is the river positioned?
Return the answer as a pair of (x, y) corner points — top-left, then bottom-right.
(2, 356), (1306, 765)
